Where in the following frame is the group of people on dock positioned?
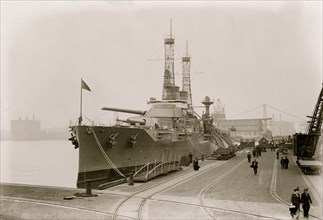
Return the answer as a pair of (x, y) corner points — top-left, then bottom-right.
(248, 147), (314, 219)
(290, 187), (313, 219)
(280, 156), (289, 169)
(252, 147), (262, 157)
(189, 147), (314, 219)
(247, 148), (314, 218)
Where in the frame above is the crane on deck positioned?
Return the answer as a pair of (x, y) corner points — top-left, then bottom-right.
(293, 84), (323, 174)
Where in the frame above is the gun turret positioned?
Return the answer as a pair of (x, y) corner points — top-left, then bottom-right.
(102, 107), (146, 115)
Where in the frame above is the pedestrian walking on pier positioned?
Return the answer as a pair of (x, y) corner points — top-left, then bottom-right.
(284, 156), (289, 169)
(280, 157), (284, 169)
(301, 188), (312, 218)
(276, 150), (279, 159)
(290, 187), (301, 219)
(247, 152), (251, 163)
(193, 157), (200, 171)
(250, 159), (258, 175)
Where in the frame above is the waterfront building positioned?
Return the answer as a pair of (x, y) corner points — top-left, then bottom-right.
(11, 115), (42, 140)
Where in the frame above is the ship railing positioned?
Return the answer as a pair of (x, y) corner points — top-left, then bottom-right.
(133, 162), (157, 180)
(133, 156), (181, 182)
(69, 119), (113, 127)
(146, 161), (180, 181)
(70, 118), (138, 127)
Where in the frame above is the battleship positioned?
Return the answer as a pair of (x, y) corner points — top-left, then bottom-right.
(69, 24), (232, 189)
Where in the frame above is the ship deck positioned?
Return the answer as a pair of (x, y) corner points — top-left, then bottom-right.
(1, 150), (322, 220)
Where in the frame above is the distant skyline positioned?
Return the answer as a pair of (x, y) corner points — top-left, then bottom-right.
(1, 1), (322, 130)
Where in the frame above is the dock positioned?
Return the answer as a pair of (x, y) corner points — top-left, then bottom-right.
(1, 150), (322, 220)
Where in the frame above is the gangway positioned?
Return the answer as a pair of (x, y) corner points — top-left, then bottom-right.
(133, 158), (181, 182)
(212, 133), (226, 148)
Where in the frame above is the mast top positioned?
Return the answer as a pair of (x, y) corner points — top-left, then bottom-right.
(164, 18), (174, 44)
(170, 18), (172, 38)
(182, 40), (190, 61)
(186, 40), (188, 56)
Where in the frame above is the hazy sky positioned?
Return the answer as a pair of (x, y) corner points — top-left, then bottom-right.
(1, 1), (322, 130)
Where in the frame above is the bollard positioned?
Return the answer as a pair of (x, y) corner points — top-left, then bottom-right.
(85, 179), (92, 195)
(128, 173), (134, 186)
(201, 155), (204, 161)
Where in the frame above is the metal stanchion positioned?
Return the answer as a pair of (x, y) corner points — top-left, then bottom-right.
(86, 179), (92, 195)
(128, 173), (134, 186)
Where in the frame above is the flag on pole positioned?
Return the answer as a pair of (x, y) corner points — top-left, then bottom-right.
(81, 79), (91, 92)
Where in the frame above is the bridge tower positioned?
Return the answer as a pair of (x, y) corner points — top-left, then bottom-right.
(263, 104), (268, 132)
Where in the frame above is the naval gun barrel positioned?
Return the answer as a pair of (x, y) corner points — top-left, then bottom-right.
(117, 118), (146, 125)
(102, 107), (146, 115)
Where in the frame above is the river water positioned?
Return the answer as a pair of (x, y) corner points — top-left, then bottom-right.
(0, 140), (78, 188)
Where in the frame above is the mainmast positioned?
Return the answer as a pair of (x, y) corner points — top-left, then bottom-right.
(182, 40), (193, 110)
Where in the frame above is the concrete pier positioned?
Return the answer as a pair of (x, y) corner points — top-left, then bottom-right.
(1, 150), (322, 220)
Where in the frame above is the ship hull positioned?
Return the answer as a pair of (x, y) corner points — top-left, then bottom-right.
(73, 125), (218, 189)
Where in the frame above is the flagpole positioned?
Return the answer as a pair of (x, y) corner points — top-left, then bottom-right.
(79, 78), (91, 125)
(79, 78), (83, 125)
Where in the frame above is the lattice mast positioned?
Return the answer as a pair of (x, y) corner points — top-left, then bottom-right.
(182, 41), (193, 110)
(162, 19), (175, 100)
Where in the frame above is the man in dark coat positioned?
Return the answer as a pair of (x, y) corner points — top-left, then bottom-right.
(193, 157), (200, 171)
(301, 188), (312, 218)
(247, 152), (251, 163)
(280, 157), (284, 169)
(250, 159), (258, 175)
(290, 187), (301, 219)
(284, 156), (289, 169)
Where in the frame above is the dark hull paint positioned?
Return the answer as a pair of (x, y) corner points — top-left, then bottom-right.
(74, 125), (218, 188)
(77, 166), (135, 189)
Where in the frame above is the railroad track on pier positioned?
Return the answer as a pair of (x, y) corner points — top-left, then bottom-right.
(194, 156), (288, 220)
(137, 153), (286, 220)
(0, 160), (228, 220)
(112, 160), (227, 220)
(195, 153), (321, 220)
(115, 152), (288, 220)
(4, 152), (317, 220)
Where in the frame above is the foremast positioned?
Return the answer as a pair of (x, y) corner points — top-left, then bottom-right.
(162, 19), (176, 100)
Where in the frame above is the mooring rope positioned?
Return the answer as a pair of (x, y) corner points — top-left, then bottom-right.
(92, 129), (126, 178)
